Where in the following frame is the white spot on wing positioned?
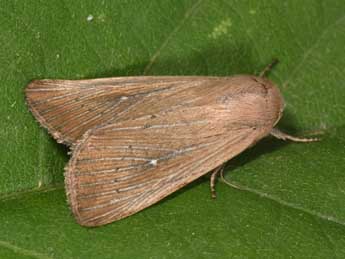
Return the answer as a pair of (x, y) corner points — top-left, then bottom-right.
(149, 159), (158, 166)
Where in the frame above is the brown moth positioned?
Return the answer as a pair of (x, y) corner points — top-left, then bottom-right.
(25, 61), (317, 226)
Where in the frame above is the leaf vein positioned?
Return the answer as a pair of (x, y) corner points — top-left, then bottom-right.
(0, 240), (52, 259)
(143, 0), (204, 74)
(224, 183), (345, 227)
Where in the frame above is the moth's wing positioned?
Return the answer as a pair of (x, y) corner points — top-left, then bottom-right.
(65, 78), (281, 226)
(25, 76), (212, 145)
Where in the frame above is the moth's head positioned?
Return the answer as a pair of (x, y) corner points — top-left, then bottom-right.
(253, 76), (285, 127)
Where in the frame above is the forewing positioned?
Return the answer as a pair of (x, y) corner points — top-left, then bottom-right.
(66, 88), (273, 226)
(25, 76), (214, 145)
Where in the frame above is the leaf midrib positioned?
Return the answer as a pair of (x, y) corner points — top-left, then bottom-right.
(1, 181), (344, 229)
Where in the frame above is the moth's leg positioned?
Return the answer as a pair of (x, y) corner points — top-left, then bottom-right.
(210, 165), (224, 199)
(259, 59), (279, 77)
(219, 168), (243, 190)
(270, 128), (319, 142)
(210, 164), (243, 198)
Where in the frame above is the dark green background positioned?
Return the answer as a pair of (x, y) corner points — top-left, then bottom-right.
(1, 0), (344, 258)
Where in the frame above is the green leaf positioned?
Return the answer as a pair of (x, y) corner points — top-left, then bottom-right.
(1, 0), (344, 258)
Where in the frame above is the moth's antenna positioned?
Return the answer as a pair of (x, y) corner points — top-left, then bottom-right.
(260, 59), (279, 78)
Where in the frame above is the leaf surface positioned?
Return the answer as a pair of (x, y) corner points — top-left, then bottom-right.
(0, 0), (344, 258)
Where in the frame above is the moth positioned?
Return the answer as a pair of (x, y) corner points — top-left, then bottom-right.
(25, 61), (317, 226)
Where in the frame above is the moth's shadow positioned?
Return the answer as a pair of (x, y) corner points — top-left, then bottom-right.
(155, 110), (303, 206)
(224, 110), (302, 172)
(86, 42), (272, 78)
